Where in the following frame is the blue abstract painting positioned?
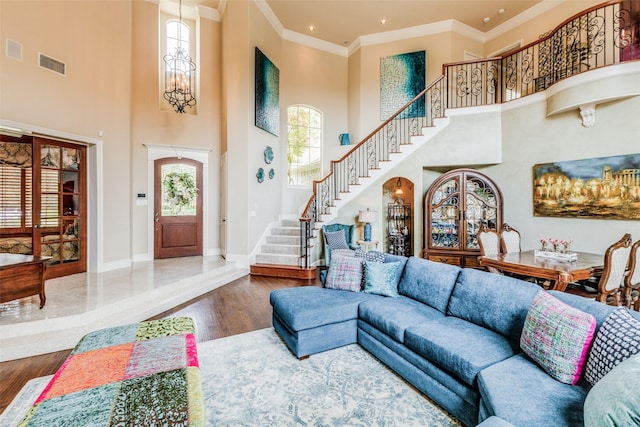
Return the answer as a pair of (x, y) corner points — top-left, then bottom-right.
(380, 50), (426, 120)
(255, 47), (279, 136)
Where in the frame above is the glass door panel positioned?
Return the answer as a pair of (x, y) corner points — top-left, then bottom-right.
(430, 178), (460, 249)
(465, 176), (498, 250)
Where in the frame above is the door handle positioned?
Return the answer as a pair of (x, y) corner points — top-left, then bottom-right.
(34, 225), (40, 229)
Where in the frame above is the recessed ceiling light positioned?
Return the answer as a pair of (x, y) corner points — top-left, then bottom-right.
(483, 17), (490, 23)
(498, 8), (505, 14)
(380, 18), (387, 25)
(308, 25), (315, 31)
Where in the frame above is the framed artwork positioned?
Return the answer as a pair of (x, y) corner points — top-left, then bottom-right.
(255, 47), (279, 136)
(533, 154), (640, 220)
(380, 50), (425, 120)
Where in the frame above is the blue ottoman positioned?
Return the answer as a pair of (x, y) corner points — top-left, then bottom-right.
(270, 286), (376, 358)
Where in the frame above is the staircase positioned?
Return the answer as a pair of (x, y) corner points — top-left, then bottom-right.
(250, 0), (632, 278)
(250, 219), (316, 279)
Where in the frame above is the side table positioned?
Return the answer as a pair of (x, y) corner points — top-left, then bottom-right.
(357, 240), (379, 252)
(0, 253), (51, 308)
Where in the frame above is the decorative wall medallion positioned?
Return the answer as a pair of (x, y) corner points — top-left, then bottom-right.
(269, 168), (275, 179)
(264, 146), (274, 164)
(256, 168), (265, 183)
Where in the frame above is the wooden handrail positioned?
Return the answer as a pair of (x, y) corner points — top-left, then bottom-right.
(298, 0), (638, 267)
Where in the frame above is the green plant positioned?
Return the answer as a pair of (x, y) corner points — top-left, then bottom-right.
(163, 171), (198, 214)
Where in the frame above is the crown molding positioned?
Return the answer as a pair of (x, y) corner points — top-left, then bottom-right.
(484, 0), (564, 42)
(283, 30), (348, 57)
(358, 20), (486, 47)
(254, 0), (284, 35)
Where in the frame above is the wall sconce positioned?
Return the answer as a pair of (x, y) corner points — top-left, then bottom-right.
(358, 208), (377, 241)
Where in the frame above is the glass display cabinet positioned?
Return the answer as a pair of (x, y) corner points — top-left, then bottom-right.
(423, 169), (503, 268)
(387, 202), (412, 256)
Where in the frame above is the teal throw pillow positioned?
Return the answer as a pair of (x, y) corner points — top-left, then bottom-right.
(584, 353), (640, 427)
(363, 261), (402, 297)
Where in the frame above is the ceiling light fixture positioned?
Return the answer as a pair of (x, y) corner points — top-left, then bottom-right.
(483, 17), (490, 23)
(163, 0), (196, 113)
(309, 25), (315, 31)
(380, 18), (388, 25)
(498, 8), (505, 14)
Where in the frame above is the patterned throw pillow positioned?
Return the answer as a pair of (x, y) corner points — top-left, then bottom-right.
(363, 261), (402, 297)
(325, 230), (349, 250)
(355, 250), (386, 289)
(325, 254), (364, 292)
(520, 291), (596, 385)
(584, 308), (640, 386)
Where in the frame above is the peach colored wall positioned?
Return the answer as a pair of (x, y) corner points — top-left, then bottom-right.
(280, 40), (349, 214)
(0, 0), (132, 267)
(129, 1), (222, 258)
(352, 31), (481, 142)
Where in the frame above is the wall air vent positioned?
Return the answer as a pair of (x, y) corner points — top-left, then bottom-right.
(6, 39), (23, 61)
(38, 53), (66, 76)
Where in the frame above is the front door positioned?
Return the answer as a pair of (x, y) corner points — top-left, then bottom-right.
(154, 157), (203, 259)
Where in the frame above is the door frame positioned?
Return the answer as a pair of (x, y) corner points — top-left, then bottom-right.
(144, 144), (210, 260)
(0, 119), (103, 273)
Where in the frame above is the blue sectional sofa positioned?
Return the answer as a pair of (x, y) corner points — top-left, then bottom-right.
(270, 255), (640, 427)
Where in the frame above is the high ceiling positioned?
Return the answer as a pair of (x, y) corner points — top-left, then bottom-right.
(264, 0), (543, 46)
(192, 0), (545, 47)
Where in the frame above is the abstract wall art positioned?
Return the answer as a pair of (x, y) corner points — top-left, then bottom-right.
(380, 50), (426, 120)
(255, 47), (280, 136)
(533, 154), (640, 220)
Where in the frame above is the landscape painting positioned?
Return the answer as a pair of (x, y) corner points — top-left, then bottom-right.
(380, 50), (425, 120)
(533, 154), (640, 220)
(255, 47), (279, 136)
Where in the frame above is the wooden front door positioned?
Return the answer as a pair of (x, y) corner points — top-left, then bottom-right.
(154, 158), (203, 259)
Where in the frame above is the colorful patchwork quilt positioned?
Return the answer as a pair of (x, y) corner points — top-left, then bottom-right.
(18, 317), (204, 426)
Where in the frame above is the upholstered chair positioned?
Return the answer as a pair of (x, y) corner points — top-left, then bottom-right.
(477, 224), (501, 274)
(596, 233), (632, 306)
(623, 239), (640, 311)
(500, 223), (521, 253)
(322, 223), (358, 266)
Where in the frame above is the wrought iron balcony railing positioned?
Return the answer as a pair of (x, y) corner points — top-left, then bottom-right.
(299, 0), (639, 268)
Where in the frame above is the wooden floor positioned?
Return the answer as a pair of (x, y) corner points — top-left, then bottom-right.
(0, 274), (320, 415)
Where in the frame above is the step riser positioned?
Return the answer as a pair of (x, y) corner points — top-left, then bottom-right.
(267, 235), (300, 245)
(255, 254), (299, 266)
(261, 245), (299, 255)
(271, 227), (299, 237)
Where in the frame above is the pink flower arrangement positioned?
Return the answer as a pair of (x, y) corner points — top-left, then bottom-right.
(539, 236), (572, 252)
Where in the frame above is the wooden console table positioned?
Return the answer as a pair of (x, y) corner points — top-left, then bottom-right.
(0, 254), (51, 308)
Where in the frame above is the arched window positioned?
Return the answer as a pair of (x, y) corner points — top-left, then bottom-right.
(160, 10), (197, 114)
(287, 105), (322, 186)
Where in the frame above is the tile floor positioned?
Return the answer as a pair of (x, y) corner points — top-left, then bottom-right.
(0, 256), (247, 362)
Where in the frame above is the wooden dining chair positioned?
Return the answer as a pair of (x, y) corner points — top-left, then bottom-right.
(623, 239), (640, 311)
(596, 233), (632, 306)
(478, 224), (502, 274)
(500, 223), (521, 253)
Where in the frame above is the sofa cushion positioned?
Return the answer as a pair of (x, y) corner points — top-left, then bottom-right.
(270, 287), (378, 331)
(363, 260), (402, 297)
(584, 307), (640, 386)
(447, 268), (541, 341)
(325, 254), (364, 292)
(583, 353), (640, 427)
(358, 296), (445, 343)
(397, 257), (461, 313)
(478, 353), (588, 427)
(520, 291), (596, 385)
(405, 317), (519, 387)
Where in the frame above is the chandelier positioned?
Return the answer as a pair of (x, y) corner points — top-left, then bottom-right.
(163, 0), (196, 113)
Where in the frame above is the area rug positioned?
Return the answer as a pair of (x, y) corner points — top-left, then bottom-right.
(1, 328), (461, 426)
